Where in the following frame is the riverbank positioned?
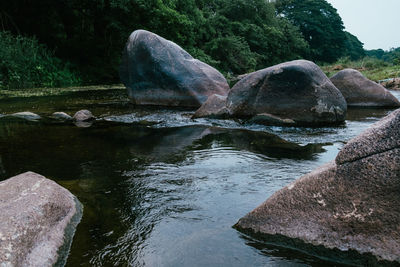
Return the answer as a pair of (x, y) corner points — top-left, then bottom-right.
(0, 84), (125, 100)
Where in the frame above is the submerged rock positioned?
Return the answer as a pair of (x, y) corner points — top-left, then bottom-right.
(119, 30), (229, 107)
(0, 172), (82, 266)
(195, 60), (347, 126)
(247, 113), (296, 126)
(10, 111), (41, 121)
(235, 109), (400, 265)
(331, 69), (400, 107)
(73, 110), (95, 122)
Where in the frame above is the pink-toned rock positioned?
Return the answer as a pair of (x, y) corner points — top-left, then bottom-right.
(235, 109), (400, 265)
(192, 94), (229, 119)
(0, 172), (82, 266)
(195, 60), (347, 126)
(73, 109), (95, 121)
(331, 69), (400, 107)
(119, 30), (229, 107)
(227, 60), (347, 125)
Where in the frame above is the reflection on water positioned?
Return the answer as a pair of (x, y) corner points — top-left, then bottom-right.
(0, 89), (399, 266)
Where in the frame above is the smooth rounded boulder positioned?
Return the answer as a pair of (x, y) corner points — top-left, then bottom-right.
(73, 109), (95, 122)
(330, 69), (400, 107)
(52, 112), (73, 121)
(0, 172), (83, 266)
(194, 60), (347, 126)
(119, 30), (229, 107)
(234, 109), (400, 265)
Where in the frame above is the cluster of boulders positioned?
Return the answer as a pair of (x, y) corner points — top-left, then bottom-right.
(118, 30), (400, 265)
(195, 60), (348, 126)
(120, 30), (400, 126)
(2, 110), (95, 127)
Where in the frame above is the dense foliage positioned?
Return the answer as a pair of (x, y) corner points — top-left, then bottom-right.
(0, 0), (371, 88)
(0, 32), (80, 89)
(343, 31), (365, 61)
(275, 0), (347, 62)
(367, 47), (400, 64)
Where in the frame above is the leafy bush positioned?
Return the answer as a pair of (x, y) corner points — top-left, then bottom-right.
(0, 31), (80, 89)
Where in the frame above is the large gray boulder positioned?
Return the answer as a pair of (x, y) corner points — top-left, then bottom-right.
(331, 69), (400, 107)
(0, 172), (83, 266)
(195, 60), (347, 126)
(235, 109), (400, 265)
(119, 30), (229, 107)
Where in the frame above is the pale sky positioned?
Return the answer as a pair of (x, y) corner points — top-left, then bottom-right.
(325, 0), (400, 51)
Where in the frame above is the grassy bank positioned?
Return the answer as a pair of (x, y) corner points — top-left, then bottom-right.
(0, 84), (125, 100)
(321, 57), (400, 82)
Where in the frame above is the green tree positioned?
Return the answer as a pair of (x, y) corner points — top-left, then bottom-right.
(275, 0), (346, 63)
(1, 0), (310, 82)
(366, 49), (385, 59)
(198, 0), (308, 73)
(366, 47), (400, 64)
(343, 31), (365, 60)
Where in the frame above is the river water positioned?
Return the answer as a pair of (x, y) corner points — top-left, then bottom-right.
(0, 89), (399, 266)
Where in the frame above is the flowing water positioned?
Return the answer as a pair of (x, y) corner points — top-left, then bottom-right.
(0, 89), (399, 266)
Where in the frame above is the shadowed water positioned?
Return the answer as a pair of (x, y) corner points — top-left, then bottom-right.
(0, 89), (399, 266)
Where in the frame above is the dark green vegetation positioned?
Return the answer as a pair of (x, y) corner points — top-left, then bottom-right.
(366, 47), (400, 65)
(0, 32), (80, 89)
(1, 0), (372, 89)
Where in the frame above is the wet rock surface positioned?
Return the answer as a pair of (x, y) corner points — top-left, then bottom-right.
(0, 172), (82, 266)
(331, 69), (400, 107)
(73, 109), (95, 122)
(235, 109), (400, 265)
(9, 111), (41, 121)
(119, 30), (229, 107)
(52, 112), (73, 121)
(192, 94), (229, 119)
(195, 60), (347, 126)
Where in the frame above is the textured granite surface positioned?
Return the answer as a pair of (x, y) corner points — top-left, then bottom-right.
(0, 172), (82, 267)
